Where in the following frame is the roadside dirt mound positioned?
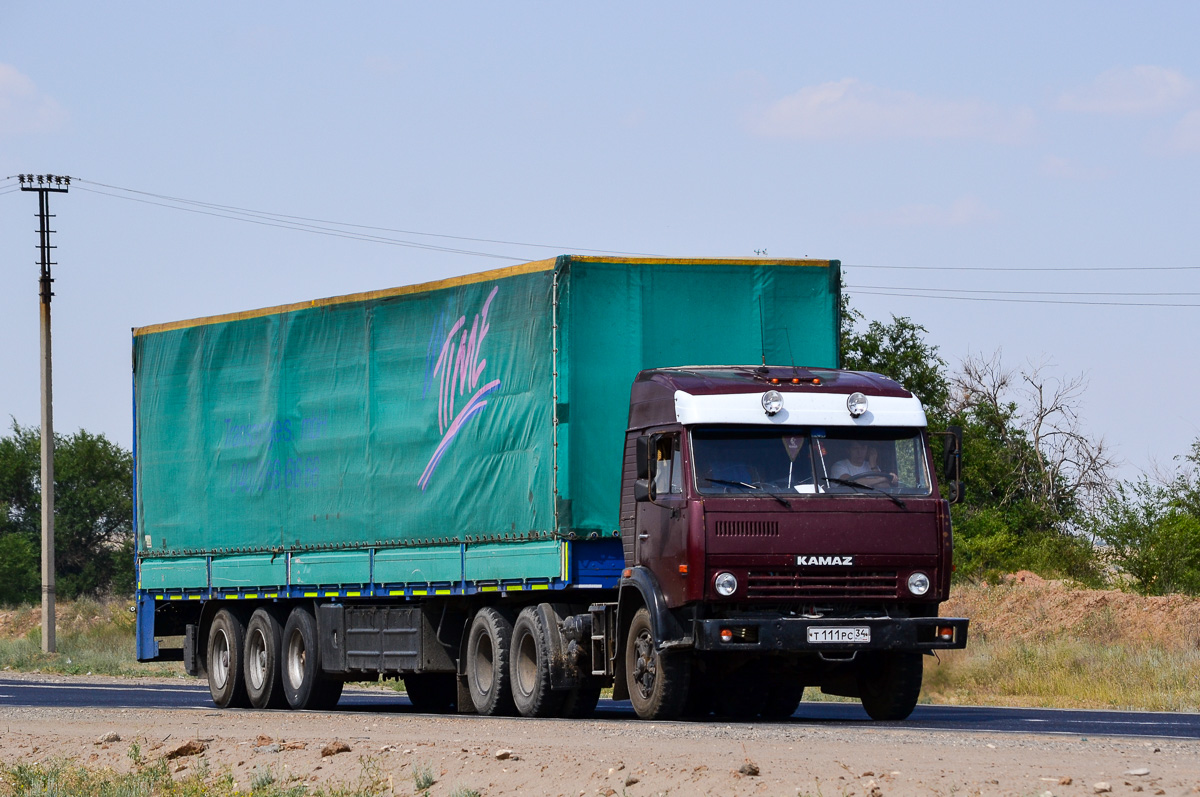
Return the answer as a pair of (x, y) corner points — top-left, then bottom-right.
(942, 575), (1200, 649)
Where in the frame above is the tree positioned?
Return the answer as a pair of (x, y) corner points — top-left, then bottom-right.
(947, 353), (1112, 583)
(0, 421), (134, 605)
(840, 296), (950, 418)
(1088, 439), (1200, 595)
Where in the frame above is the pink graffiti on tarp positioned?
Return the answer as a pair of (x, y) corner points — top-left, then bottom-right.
(419, 286), (501, 490)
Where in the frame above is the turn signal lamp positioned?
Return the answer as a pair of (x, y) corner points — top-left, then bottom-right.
(937, 625), (956, 642)
(720, 628), (734, 643)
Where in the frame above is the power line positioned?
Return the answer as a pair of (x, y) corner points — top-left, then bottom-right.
(74, 185), (524, 261)
(849, 287), (1200, 308)
(844, 262), (1200, 272)
(75, 178), (660, 259)
(853, 284), (1200, 297)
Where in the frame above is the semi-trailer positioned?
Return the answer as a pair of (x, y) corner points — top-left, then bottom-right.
(134, 255), (967, 721)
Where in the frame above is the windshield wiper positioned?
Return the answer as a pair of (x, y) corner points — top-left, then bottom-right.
(704, 478), (791, 507)
(824, 477), (907, 509)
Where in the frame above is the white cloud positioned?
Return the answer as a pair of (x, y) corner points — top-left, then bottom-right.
(751, 78), (1035, 144)
(857, 196), (1000, 229)
(1057, 65), (1192, 115)
(1168, 109), (1200, 153)
(0, 63), (67, 135)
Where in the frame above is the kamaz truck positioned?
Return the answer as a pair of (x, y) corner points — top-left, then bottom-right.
(134, 255), (967, 721)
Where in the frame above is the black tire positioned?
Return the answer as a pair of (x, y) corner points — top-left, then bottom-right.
(681, 663), (715, 719)
(207, 608), (249, 708)
(310, 678), (344, 709)
(281, 606), (337, 710)
(624, 607), (690, 720)
(403, 673), (457, 713)
(760, 675), (804, 720)
(510, 606), (566, 718)
(858, 652), (923, 721)
(712, 663), (769, 720)
(560, 684), (602, 718)
(465, 607), (517, 716)
(244, 608), (287, 709)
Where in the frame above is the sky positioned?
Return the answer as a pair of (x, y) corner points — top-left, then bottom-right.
(2, 3), (1198, 483)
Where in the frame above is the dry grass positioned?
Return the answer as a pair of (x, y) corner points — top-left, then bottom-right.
(922, 575), (1200, 711)
(0, 597), (180, 677)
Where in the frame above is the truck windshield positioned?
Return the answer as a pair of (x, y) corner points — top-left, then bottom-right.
(691, 427), (932, 497)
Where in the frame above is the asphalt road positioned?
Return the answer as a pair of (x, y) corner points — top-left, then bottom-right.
(2, 677), (1197, 740)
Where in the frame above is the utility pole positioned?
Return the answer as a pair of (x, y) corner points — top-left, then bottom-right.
(18, 173), (69, 654)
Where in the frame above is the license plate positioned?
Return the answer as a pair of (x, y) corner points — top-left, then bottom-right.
(807, 626), (870, 644)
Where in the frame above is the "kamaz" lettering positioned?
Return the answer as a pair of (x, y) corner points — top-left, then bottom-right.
(796, 555), (854, 566)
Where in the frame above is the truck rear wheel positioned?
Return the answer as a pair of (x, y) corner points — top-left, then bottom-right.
(207, 609), (249, 708)
(403, 673), (457, 713)
(282, 606), (340, 710)
(466, 607), (517, 716)
(858, 651), (923, 721)
(624, 607), (689, 720)
(244, 608), (286, 709)
(510, 606), (565, 718)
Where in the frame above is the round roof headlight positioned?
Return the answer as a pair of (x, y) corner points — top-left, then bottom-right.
(762, 390), (784, 416)
(907, 571), (930, 596)
(847, 392), (868, 417)
(714, 572), (738, 597)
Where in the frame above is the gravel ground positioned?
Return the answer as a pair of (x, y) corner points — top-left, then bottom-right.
(1, 677), (1198, 796)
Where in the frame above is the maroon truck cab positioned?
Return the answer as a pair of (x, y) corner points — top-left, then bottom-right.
(606, 365), (968, 721)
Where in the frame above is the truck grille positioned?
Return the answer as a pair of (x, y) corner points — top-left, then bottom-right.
(746, 570), (898, 599)
(713, 520), (779, 537)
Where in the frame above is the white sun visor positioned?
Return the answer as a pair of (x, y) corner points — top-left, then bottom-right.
(673, 389), (928, 427)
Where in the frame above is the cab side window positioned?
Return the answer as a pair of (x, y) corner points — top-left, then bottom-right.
(653, 434), (683, 495)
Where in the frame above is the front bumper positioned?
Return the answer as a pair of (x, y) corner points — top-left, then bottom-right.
(692, 615), (969, 653)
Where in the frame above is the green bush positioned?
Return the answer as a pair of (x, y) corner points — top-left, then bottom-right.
(1089, 479), (1200, 596)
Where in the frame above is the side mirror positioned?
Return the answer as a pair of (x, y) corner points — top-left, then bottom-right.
(633, 478), (651, 502)
(939, 426), (964, 505)
(635, 436), (651, 480)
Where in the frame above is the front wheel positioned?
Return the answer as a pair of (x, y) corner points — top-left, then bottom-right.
(858, 651), (923, 721)
(624, 607), (690, 720)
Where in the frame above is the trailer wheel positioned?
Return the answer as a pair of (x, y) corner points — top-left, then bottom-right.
(510, 606), (565, 718)
(207, 609), (250, 708)
(282, 606), (339, 710)
(624, 607), (689, 720)
(403, 673), (457, 713)
(465, 607), (517, 716)
(857, 651), (923, 721)
(244, 608), (286, 709)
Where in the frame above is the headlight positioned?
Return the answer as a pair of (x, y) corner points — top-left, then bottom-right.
(847, 392), (868, 417)
(907, 571), (930, 596)
(714, 572), (738, 596)
(761, 390), (783, 416)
